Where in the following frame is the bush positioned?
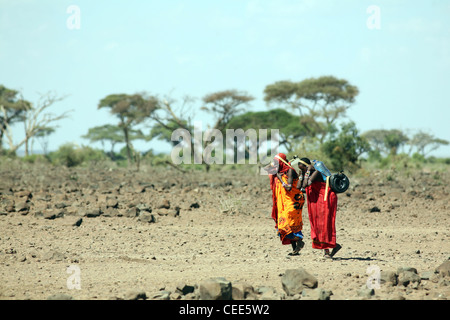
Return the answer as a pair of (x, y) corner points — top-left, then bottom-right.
(21, 154), (49, 164)
(48, 143), (107, 167)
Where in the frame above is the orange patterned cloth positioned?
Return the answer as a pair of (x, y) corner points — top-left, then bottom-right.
(273, 174), (305, 244)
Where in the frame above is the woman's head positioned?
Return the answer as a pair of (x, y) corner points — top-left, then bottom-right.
(297, 157), (311, 171)
(274, 153), (292, 174)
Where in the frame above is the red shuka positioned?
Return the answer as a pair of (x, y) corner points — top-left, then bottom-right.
(305, 181), (338, 250)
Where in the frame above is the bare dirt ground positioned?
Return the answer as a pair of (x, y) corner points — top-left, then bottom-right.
(0, 162), (449, 300)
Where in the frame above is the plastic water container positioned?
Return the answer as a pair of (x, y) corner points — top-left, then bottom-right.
(312, 160), (331, 180)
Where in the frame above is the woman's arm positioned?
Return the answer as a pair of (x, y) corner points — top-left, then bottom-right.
(302, 165), (320, 188)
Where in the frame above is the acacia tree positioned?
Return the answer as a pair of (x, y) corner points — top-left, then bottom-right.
(0, 85), (31, 152)
(0, 90), (70, 155)
(201, 90), (254, 168)
(408, 131), (449, 157)
(82, 124), (147, 160)
(98, 93), (159, 163)
(150, 95), (195, 146)
(264, 76), (359, 142)
(362, 129), (409, 156)
(225, 108), (310, 154)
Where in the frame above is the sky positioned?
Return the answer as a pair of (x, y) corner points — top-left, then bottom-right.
(1, 0), (449, 157)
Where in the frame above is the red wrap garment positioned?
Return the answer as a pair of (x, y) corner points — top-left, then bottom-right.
(305, 181), (338, 250)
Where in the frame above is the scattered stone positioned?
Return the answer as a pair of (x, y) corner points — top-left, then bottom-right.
(436, 260), (450, 278)
(42, 209), (65, 219)
(15, 201), (30, 214)
(55, 202), (69, 209)
(47, 293), (73, 300)
(190, 202), (200, 209)
(199, 277), (232, 300)
(380, 270), (398, 286)
(176, 283), (196, 296)
(43, 250), (66, 261)
(85, 208), (101, 218)
(397, 270), (421, 287)
(231, 282), (256, 300)
(420, 271), (434, 280)
(15, 190), (32, 199)
(357, 286), (374, 299)
(125, 290), (147, 300)
(138, 214), (156, 223)
(150, 290), (171, 300)
(302, 288), (333, 300)
(73, 218), (83, 227)
(106, 198), (119, 208)
(281, 268), (318, 296)
(158, 199), (170, 209)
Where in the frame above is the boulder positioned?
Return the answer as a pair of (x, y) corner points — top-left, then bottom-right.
(176, 282), (195, 296)
(397, 269), (421, 287)
(281, 268), (318, 296)
(302, 288), (333, 300)
(47, 293), (73, 300)
(436, 260), (450, 278)
(198, 277), (232, 300)
(380, 270), (398, 286)
(231, 282), (256, 300)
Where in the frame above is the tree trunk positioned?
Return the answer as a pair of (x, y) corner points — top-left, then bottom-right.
(123, 127), (132, 164)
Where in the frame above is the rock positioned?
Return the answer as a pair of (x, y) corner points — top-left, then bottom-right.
(42, 209), (65, 219)
(302, 288), (333, 300)
(398, 270), (421, 287)
(125, 290), (147, 300)
(369, 206), (381, 213)
(85, 208), (101, 218)
(15, 201), (30, 214)
(357, 286), (374, 299)
(55, 202), (69, 209)
(138, 214), (156, 223)
(156, 208), (180, 217)
(232, 282), (256, 300)
(102, 207), (120, 217)
(420, 271), (434, 280)
(47, 293), (73, 300)
(281, 268), (318, 296)
(150, 290), (171, 300)
(190, 202), (200, 209)
(125, 207), (140, 217)
(43, 250), (65, 261)
(157, 199), (170, 209)
(397, 267), (418, 274)
(258, 286), (283, 300)
(436, 260), (450, 277)
(176, 283), (196, 296)
(73, 218), (83, 227)
(198, 277), (232, 300)
(15, 190), (32, 199)
(380, 270), (398, 286)
(106, 198), (119, 208)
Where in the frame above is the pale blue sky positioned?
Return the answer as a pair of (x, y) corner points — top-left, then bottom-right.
(1, 0), (449, 156)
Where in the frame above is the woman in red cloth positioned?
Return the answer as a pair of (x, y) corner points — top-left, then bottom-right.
(267, 153), (305, 255)
(297, 157), (342, 258)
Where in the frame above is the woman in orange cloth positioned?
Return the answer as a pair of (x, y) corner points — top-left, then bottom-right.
(297, 157), (342, 258)
(267, 153), (305, 255)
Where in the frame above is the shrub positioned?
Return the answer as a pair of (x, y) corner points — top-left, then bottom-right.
(48, 143), (107, 167)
